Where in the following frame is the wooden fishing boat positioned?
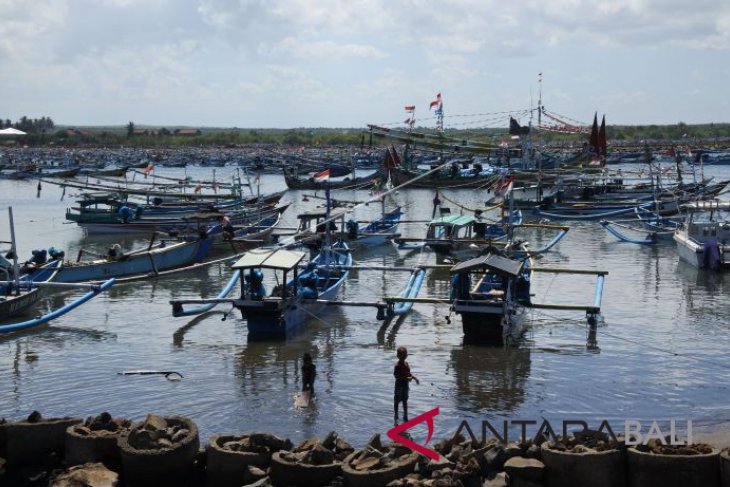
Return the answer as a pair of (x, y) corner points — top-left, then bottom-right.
(673, 201), (730, 270)
(395, 210), (522, 258)
(0, 260), (62, 319)
(345, 205), (403, 246)
(52, 237), (214, 283)
(230, 241), (352, 340)
(283, 167), (382, 190)
(450, 251), (532, 345)
(532, 198), (681, 220)
(1, 206), (63, 319)
(69, 203), (285, 236)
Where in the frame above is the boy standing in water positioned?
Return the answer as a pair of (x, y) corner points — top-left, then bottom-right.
(301, 353), (316, 397)
(393, 346), (419, 425)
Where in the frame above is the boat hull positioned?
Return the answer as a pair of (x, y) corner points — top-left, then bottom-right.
(55, 239), (212, 282)
(454, 301), (528, 345)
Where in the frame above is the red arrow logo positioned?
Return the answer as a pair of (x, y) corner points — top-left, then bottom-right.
(386, 407), (440, 460)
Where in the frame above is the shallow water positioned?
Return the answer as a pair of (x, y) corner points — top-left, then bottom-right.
(0, 164), (728, 447)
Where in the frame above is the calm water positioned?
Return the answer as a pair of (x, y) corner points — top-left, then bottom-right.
(0, 164), (728, 446)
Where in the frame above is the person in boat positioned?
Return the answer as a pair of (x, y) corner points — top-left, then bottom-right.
(301, 353), (316, 397)
(117, 205), (134, 223)
(432, 192), (442, 219)
(219, 215), (234, 240)
(107, 243), (123, 260)
(393, 346), (419, 425)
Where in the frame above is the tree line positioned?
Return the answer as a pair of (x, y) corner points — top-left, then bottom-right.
(2, 115), (729, 148)
(1, 116), (55, 133)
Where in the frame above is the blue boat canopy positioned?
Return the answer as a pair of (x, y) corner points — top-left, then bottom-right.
(232, 248), (306, 271)
(450, 253), (523, 277)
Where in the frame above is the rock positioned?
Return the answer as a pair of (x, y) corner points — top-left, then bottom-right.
(27, 411), (42, 423)
(129, 429), (154, 450)
(504, 444), (522, 459)
(482, 472), (507, 487)
(322, 431), (338, 450)
(279, 451), (298, 463)
(171, 428), (190, 443)
(571, 444), (590, 453)
(335, 438), (353, 452)
(503, 457), (544, 482)
(484, 446), (508, 470)
(49, 462), (118, 487)
(308, 443), (335, 465)
(354, 456), (382, 471)
(524, 444), (541, 460)
(156, 438), (173, 449)
(427, 456), (456, 472)
(366, 433), (383, 451)
(142, 414), (167, 431)
(294, 437), (320, 452)
(250, 432), (293, 451)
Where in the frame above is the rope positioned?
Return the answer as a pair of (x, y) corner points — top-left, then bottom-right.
(530, 309), (730, 371)
(438, 192), (504, 216)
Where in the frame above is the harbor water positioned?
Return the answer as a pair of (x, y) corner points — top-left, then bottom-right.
(1, 165), (728, 446)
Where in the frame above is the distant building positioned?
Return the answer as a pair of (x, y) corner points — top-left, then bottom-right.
(64, 128), (90, 137)
(175, 128), (202, 136)
(132, 128), (152, 136)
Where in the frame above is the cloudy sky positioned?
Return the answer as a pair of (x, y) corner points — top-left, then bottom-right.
(1, 0), (728, 129)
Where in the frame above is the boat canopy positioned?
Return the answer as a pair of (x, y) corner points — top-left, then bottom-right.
(232, 248), (306, 271)
(430, 214), (476, 226)
(450, 253), (523, 278)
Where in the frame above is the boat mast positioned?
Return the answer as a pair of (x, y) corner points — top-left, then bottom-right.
(8, 207), (21, 295)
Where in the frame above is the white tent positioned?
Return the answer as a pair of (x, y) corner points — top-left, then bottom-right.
(0, 128), (27, 135)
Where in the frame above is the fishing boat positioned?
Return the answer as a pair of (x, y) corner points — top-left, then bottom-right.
(600, 208), (681, 245)
(229, 240), (352, 340)
(68, 202), (286, 236)
(345, 203), (403, 246)
(283, 167), (383, 190)
(52, 237), (214, 283)
(449, 250), (532, 345)
(0, 260), (62, 319)
(395, 209), (522, 258)
(673, 201), (730, 270)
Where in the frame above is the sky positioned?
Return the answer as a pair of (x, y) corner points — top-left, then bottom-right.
(1, 0), (729, 129)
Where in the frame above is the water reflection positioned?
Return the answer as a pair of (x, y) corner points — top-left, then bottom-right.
(450, 344), (531, 414)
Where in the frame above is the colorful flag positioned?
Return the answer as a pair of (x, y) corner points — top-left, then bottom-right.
(429, 93), (442, 109)
(404, 105), (415, 113)
(253, 174), (260, 184)
(193, 183), (202, 193)
(144, 162), (154, 175)
(313, 168), (330, 182)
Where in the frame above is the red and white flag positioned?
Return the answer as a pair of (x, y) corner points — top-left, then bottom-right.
(404, 105), (415, 113)
(193, 183), (202, 193)
(495, 177), (514, 198)
(144, 162), (154, 175)
(429, 93), (442, 109)
(313, 168), (330, 182)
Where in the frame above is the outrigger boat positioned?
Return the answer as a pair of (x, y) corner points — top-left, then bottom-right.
(450, 251), (533, 345)
(1, 207), (114, 332)
(345, 201), (403, 246)
(172, 187), (354, 340)
(52, 236), (213, 283)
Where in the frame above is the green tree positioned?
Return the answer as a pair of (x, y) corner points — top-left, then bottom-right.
(126, 121), (135, 139)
